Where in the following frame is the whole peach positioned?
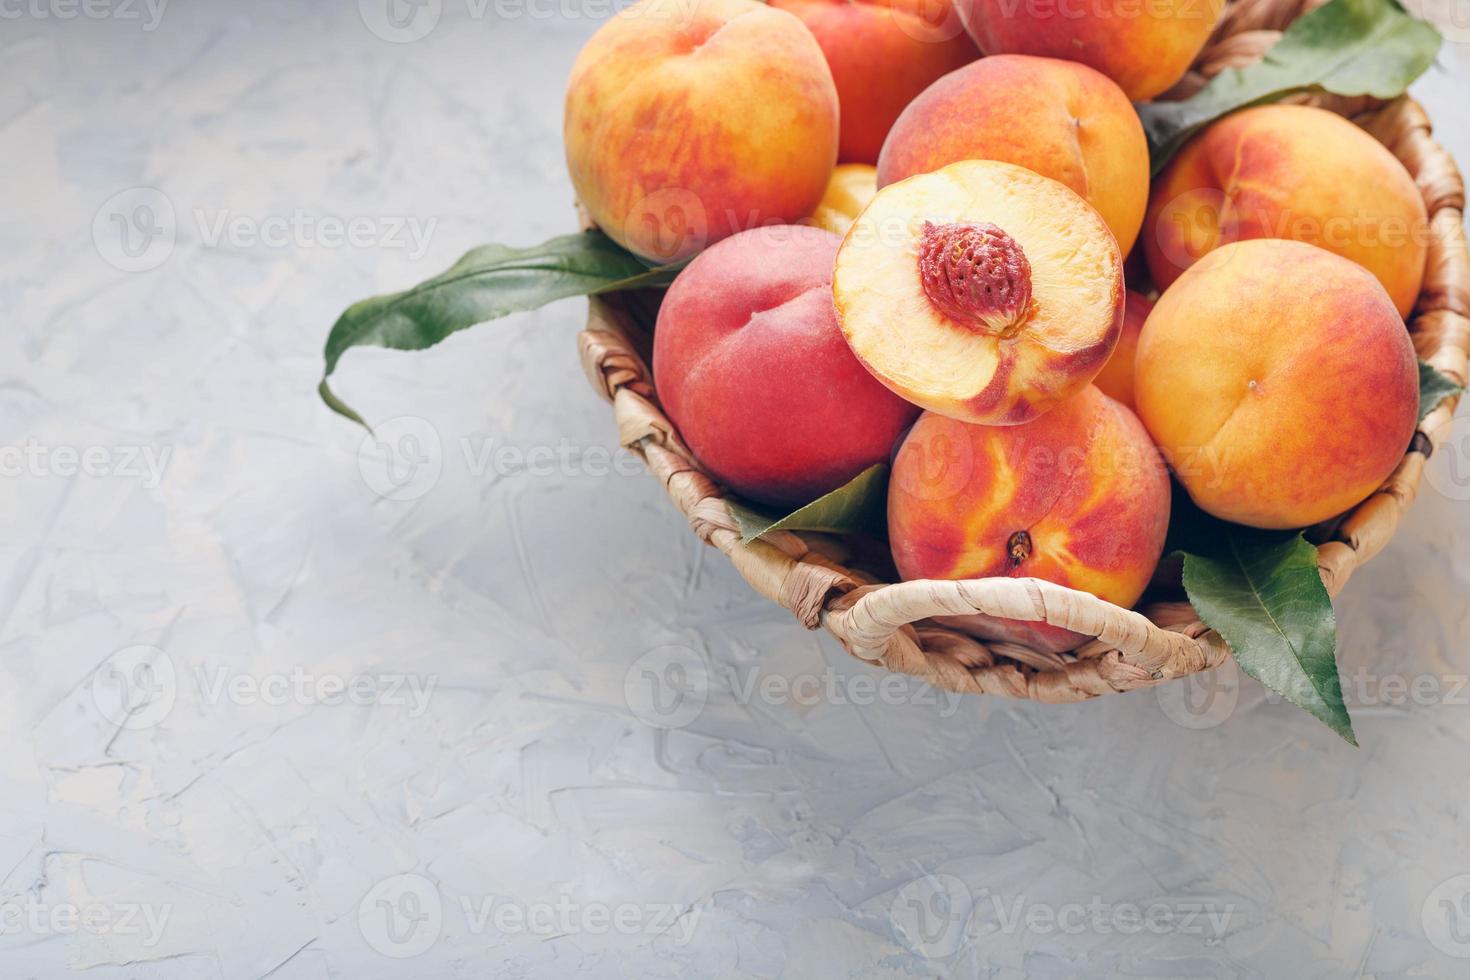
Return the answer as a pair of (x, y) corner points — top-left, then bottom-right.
(771, 0), (979, 165)
(653, 227), (920, 508)
(877, 55), (1149, 254)
(1145, 104), (1428, 317)
(954, 0), (1224, 100)
(889, 386), (1171, 653)
(1136, 239), (1419, 529)
(566, 0), (839, 264)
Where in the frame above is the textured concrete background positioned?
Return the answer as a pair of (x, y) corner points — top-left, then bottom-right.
(3, 2), (1470, 977)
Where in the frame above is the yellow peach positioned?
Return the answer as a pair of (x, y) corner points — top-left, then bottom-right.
(1135, 239), (1419, 529)
(954, 0), (1224, 100)
(877, 55), (1149, 254)
(889, 386), (1171, 652)
(565, 0), (839, 263)
(1145, 104), (1428, 317)
(771, 0), (979, 164)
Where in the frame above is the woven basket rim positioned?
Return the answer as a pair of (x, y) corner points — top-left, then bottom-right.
(575, 0), (1470, 701)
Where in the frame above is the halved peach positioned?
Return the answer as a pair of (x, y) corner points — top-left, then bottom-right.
(833, 160), (1123, 425)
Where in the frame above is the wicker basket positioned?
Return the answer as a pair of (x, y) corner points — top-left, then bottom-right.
(576, 0), (1470, 702)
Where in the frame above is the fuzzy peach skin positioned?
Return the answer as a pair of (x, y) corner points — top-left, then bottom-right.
(954, 0), (1223, 100)
(877, 55), (1149, 254)
(565, 0), (839, 264)
(770, 0), (978, 165)
(1135, 240), (1419, 529)
(889, 386), (1171, 653)
(653, 227), (920, 508)
(1145, 104), (1428, 317)
(834, 160), (1124, 426)
(1092, 291), (1154, 410)
(807, 164), (878, 236)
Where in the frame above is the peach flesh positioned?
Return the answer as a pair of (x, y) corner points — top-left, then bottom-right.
(833, 160), (1123, 426)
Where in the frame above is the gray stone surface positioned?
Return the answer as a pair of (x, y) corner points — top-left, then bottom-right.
(2, 2), (1470, 977)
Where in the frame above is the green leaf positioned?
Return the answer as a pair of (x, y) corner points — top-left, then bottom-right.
(319, 231), (682, 426)
(1181, 528), (1354, 744)
(1138, 0), (1441, 173)
(727, 464), (890, 544)
(1418, 358), (1463, 423)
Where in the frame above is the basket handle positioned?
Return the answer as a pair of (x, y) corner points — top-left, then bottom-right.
(823, 577), (1230, 701)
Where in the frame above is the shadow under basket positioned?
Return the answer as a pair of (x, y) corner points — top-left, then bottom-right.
(575, 0), (1470, 703)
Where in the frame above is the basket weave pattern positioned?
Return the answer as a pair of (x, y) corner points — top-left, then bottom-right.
(576, 0), (1470, 701)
